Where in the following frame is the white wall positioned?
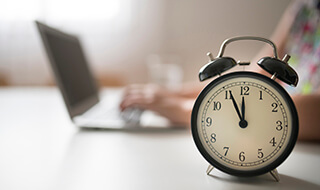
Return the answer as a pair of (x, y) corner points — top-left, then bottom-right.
(160, 0), (291, 82)
(0, 0), (291, 86)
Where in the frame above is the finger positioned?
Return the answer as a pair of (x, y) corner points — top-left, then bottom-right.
(122, 84), (148, 98)
(120, 94), (150, 111)
(125, 84), (147, 93)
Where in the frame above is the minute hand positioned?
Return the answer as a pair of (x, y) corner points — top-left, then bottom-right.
(229, 91), (242, 121)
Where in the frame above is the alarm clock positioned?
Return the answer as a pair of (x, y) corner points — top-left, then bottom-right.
(191, 36), (299, 182)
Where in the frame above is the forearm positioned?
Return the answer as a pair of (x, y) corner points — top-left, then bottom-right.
(177, 81), (209, 98)
(293, 94), (320, 141)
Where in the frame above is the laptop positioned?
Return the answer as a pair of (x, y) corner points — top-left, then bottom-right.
(35, 21), (173, 129)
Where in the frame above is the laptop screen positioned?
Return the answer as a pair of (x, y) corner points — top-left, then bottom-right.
(36, 21), (99, 116)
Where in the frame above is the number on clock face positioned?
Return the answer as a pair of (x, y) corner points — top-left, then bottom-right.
(196, 76), (293, 171)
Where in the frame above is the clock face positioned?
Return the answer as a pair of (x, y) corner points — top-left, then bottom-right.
(191, 72), (298, 176)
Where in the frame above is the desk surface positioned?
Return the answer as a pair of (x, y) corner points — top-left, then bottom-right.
(0, 87), (319, 190)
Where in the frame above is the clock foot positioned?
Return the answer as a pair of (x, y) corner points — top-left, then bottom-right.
(269, 168), (280, 182)
(206, 165), (214, 175)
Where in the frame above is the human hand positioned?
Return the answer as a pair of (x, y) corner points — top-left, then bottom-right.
(120, 84), (194, 126)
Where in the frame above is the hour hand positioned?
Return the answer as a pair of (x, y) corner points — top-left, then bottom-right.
(241, 96), (245, 120)
(239, 96), (248, 128)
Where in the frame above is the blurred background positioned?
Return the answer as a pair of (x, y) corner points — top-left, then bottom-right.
(0, 0), (291, 87)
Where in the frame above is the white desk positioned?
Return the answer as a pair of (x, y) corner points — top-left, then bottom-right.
(0, 87), (319, 190)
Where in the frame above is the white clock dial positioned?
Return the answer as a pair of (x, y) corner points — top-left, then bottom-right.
(192, 72), (298, 176)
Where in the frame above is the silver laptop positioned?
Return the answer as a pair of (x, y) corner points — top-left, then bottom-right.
(36, 21), (173, 129)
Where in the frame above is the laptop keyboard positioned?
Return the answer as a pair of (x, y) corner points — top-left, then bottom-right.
(82, 101), (142, 123)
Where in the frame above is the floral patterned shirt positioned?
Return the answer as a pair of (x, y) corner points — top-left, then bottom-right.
(286, 0), (320, 95)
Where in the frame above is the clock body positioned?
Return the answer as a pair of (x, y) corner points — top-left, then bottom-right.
(191, 71), (298, 177)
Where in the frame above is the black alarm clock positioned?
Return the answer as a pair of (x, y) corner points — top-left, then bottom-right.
(191, 36), (299, 182)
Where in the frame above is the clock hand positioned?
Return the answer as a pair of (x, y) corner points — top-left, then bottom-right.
(229, 91), (242, 121)
(230, 91), (248, 128)
(241, 96), (245, 120)
(239, 96), (248, 128)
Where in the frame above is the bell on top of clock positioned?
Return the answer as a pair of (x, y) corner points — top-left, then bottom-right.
(198, 53), (237, 81)
(198, 36), (299, 87)
(257, 54), (298, 87)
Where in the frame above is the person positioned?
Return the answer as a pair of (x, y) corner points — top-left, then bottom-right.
(120, 0), (320, 141)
